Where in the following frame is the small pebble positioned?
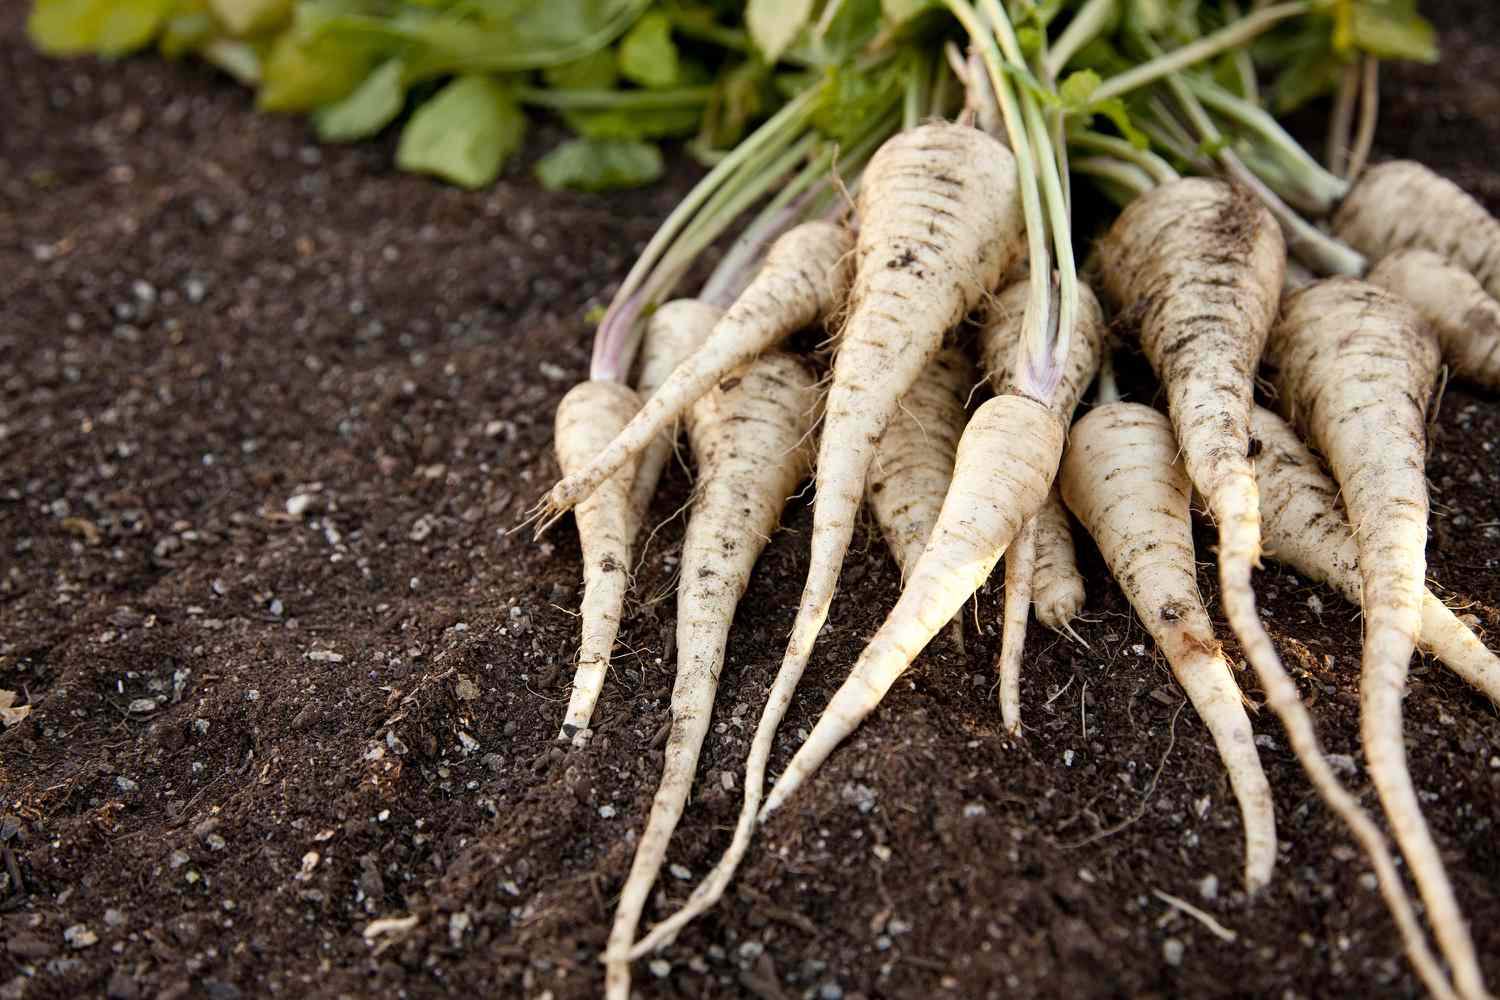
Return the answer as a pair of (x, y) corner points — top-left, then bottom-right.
(115, 776), (138, 793)
(127, 698), (156, 714)
(1162, 938), (1185, 966)
(649, 960), (671, 979)
(669, 863), (692, 881)
(63, 925), (97, 949)
(1198, 874), (1219, 901)
(598, 805), (616, 819)
(285, 493), (318, 517)
(819, 984), (844, 1000)
(738, 940), (764, 960)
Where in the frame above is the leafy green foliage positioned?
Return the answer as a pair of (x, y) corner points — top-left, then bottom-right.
(536, 136), (665, 190)
(314, 57), (407, 141)
(747, 0), (816, 64)
(619, 10), (680, 86)
(29, 0), (176, 57)
(396, 74), (528, 188)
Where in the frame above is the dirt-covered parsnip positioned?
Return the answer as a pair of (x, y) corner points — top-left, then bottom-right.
(537, 221), (852, 529)
(1097, 177), (1286, 741)
(603, 352), (818, 1000)
(554, 380), (643, 745)
(1366, 249), (1500, 391)
(978, 279), (1105, 729)
(1334, 160), (1500, 302)
(1250, 406), (1500, 704)
(1269, 279), (1486, 1000)
(761, 394), (1065, 817)
(626, 300), (722, 540)
(1060, 402), (1276, 891)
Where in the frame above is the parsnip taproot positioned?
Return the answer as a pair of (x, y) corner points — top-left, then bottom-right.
(537, 221), (852, 531)
(1333, 160), (1500, 302)
(554, 380), (643, 744)
(1060, 402), (1276, 890)
(1097, 177), (1287, 773)
(1366, 249), (1500, 392)
(1268, 278), (1485, 999)
(626, 300), (723, 541)
(603, 351), (818, 1000)
(1250, 406), (1500, 704)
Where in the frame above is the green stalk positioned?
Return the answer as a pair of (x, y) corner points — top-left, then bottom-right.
(591, 86), (822, 381)
(1044, 0), (1116, 79)
(1070, 129), (1180, 184)
(1222, 0), (1261, 105)
(636, 132), (822, 326)
(940, 0), (1054, 395)
(1073, 156), (1157, 201)
(700, 144), (838, 307)
(513, 86), (713, 110)
(1187, 75), (1349, 211)
(1092, 2), (1309, 104)
(981, 0), (1077, 388)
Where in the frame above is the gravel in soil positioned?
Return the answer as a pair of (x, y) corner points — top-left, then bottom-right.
(1, 4), (1498, 999)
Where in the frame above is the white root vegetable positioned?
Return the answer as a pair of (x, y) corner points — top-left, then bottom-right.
(554, 380), (643, 744)
(603, 352), (818, 1000)
(867, 347), (975, 648)
(1060, 402), (1276, 891)
(978, 279), (1105, 731)
(627, 300), (723, 540)
(538, 221), (853, 529)
(632, 395), (1059, 959)
(1097, 177), (1288, 781)
(1366, 249), (1500, 391)
(1250, 406), (1500, 704)
(1269, 279), (1486, 999)
(1333, 160), (1500, 302)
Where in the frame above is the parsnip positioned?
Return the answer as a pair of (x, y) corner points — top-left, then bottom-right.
(1097, 177), (1287, 787)
(1269, 278), (1485, 999)
(603, 352), (818, 1000)
(553, 380), (643, 744)
(1334, 160), (1500, 302)
(1060, 402), (1276, 890)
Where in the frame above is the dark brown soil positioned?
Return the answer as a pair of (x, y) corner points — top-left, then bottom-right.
(2, 5), (1497, 999)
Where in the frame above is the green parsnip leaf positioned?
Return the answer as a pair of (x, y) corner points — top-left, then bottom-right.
(747, 0), (814, 64)
(207, 0), (292, 37)
(535, 137), (664, 191)
(314, 57), (406, 141)
(619, 10), (679, 87)
(396, 75), (527, 189)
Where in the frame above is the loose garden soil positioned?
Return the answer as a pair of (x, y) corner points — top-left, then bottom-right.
(1, 4), (1497, 998)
